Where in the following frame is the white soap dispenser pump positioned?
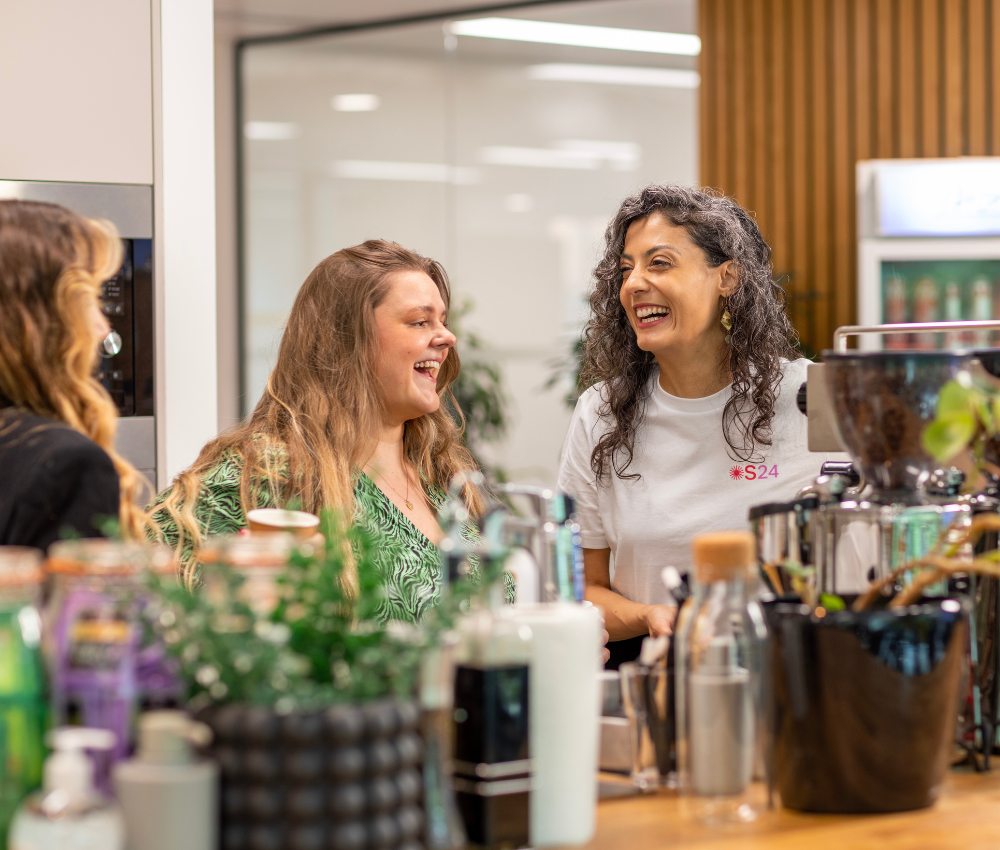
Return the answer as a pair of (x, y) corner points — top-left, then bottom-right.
(8, 727), (123, 850)
(112, 710), (218, 850)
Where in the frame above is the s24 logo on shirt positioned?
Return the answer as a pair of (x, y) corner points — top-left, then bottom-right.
(729, 464), (778, 481)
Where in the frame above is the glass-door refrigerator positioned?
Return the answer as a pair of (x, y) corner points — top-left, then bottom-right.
(857, 157), (1000, 351)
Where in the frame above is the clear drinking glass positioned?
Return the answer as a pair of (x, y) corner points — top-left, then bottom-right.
(619, 662), (658, 791)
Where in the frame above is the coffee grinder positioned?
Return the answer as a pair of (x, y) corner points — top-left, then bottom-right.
(751, 319), (1000, 759)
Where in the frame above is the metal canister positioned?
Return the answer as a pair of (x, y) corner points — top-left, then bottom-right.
(748, 496), (818, 596)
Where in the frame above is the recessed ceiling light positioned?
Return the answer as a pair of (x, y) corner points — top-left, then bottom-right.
(332, 94), (381, 112)
(329, 160), (479, 184)
(244, 121), (300, 140)
(481, 141), (639, 171)
(528, 63), (700, 89)
(448, 18), (700, 56)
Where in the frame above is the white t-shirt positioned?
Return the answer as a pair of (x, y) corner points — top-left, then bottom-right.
(557, 358), (837, 607)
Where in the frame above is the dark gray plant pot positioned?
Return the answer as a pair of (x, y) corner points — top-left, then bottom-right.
(198, 699), (424, 850)
(767, 597), (969, 814)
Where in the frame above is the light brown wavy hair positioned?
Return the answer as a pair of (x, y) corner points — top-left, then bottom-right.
(0, 199), (149, 537)
(583, 185), (798, 480)
(154, 239), (482, 575)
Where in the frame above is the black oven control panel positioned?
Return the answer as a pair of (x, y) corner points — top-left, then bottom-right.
(98, 238), (153, 417)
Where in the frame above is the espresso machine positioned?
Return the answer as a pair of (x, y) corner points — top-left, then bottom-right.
(751, 319), (1000, 757)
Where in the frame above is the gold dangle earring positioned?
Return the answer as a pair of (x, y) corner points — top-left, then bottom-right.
(721, 302), (733, 344)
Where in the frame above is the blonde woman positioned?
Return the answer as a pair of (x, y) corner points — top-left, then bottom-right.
(0, 200), (148, 549)
(151, 240), (497, 622)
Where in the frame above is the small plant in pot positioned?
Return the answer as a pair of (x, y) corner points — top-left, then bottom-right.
(142, 517), (461, 850)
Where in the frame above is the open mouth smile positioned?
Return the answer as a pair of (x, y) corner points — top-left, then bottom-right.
(634, 305), (671, 327)
(414, 359), (441, 381)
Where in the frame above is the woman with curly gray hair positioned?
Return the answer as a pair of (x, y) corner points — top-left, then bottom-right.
(557, 185), (835, 658)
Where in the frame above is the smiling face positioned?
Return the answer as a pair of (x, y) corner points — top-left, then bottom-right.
(619, 211), (735, 360)
(372, 269), (457, 426)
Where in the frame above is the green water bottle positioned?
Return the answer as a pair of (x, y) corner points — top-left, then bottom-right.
(0, 547), (46, 850)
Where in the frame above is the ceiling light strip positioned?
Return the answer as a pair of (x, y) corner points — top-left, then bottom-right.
(449, 18), (701, 56)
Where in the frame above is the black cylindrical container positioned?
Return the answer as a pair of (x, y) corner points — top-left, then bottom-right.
(199, 699), (424, 850)
(767, 597), (968, 813)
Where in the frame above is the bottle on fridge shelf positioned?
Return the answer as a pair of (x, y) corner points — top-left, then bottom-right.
(675, 531), (767, 826)
(112, 711), (217, 850)
(943, 281), (964, 348)
(912, 277), (940, 349)
(8, 727), (123, 850)
(883, 274), (909, 350)
(972, 277), (993, 347)
(0, 548), (46, 850)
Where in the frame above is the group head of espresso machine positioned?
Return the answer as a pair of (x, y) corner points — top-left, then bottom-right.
(750, 320), (1000, 599)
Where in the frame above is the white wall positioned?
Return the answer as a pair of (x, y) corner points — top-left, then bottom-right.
(0, 0), (218, 492)
(154, 0), (219, 488)
(0, 0), (153, 184)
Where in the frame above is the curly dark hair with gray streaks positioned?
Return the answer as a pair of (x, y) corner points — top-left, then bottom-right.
(582, 185), (798, 481)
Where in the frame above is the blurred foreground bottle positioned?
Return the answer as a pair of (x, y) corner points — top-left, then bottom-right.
(0, 548), (46, 850)
(112, 711), (217, 850)
(440, 473), (533, 850)
(452, 580), (533, 850)
(675, 531), (768, 825)
(44, 539), (179, 780)
(8, 727), (122, 850)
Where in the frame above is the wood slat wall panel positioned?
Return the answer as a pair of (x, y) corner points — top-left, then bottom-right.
(700, 0), (1000, 353)
(898, 0), (918, 158)
(789, 0), (810, 336)
(811, 0), (831, 342)
(831, 0), (855, 330)
(875, 0), (895, 157)
(969, 0), (987, 154)
(990, 0), (1000, 151)
(921, 0), (941, 156)
(942, 1), (964, 155)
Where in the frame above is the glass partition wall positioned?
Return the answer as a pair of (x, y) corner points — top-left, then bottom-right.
(240, 0), (697, 484)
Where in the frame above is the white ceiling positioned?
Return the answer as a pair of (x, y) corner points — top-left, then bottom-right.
(215, 0), (696, 39)
(214, 0), (537, 38)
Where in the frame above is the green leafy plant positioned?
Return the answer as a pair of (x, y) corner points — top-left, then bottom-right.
(143, 513), (488, 711)
(922, 368), (1000, 486)
(545, 332), (588, 411)
(447, 299), (509, 464)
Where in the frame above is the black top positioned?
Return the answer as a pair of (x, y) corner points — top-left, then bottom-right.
(0, 396), (119, 551)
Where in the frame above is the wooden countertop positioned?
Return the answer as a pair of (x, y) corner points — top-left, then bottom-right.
(586, 769), (1000, 849)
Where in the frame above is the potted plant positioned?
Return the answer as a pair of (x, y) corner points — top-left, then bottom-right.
(143, 519), (461, 850)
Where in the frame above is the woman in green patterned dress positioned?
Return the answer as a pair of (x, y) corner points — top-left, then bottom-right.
(151, 240), (490, 623)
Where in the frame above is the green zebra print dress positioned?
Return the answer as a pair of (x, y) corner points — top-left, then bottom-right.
(150, 452), (510, 624)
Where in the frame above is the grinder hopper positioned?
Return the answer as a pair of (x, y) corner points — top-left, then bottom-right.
(822, 349), (969, 502)
(819, 322), (1000, 503)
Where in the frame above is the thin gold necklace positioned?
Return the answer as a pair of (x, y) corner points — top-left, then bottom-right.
(380, 470), (414, 511)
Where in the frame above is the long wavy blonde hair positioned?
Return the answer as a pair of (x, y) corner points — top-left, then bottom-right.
(0, 199), (149, 538)
(155, 239), (481, 568)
